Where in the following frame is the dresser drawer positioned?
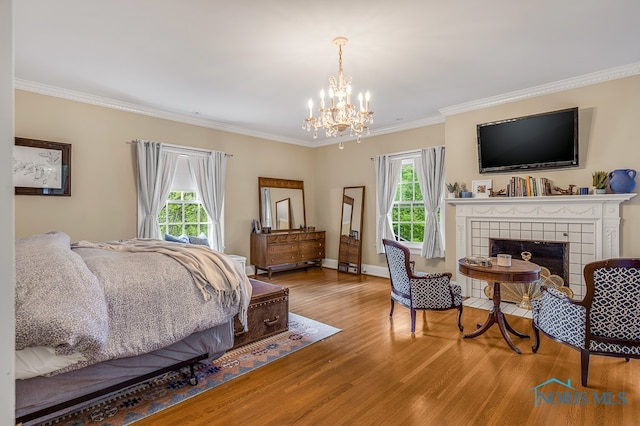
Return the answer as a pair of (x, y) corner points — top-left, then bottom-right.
(299, 240), (324, 250)
(267, 233), (299, 243)
(300, 244), (325, 260)
(268, 252), (299, 265)
(299, 231), (323, 241)
(267, 243), (298, 255)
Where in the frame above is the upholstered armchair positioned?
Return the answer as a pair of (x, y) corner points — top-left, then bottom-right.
(382, 239), (463, 333)
(532, 258), (640, 386)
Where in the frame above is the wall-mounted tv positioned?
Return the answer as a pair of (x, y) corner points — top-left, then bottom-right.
(477, 107), (579, 174)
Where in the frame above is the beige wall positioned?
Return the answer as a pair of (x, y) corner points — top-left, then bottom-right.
(443, 74), (640, 276)
(14, 90), (315, 260)
(313, 124), (446, 272)
(15, 74), (640, 277)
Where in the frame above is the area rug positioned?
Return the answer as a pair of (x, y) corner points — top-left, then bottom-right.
(32, 313), (340, 426)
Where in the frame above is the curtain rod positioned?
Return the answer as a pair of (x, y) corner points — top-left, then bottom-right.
(369, 145), (444, 160)
(127, 140), (233, 157)
(370, 149), (421, 161)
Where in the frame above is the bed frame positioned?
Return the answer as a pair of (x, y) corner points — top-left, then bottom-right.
(16, 279), (285, 425)
(16, 321), (234, 425)
(16, 353), (207, 425)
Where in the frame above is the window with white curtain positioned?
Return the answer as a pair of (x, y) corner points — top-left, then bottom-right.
(392, 158), (425, 246)
(159, 155), (215, 244)
(389, 155), (445, 253)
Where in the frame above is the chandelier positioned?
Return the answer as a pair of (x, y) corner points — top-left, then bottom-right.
(303, 37), (373, 149)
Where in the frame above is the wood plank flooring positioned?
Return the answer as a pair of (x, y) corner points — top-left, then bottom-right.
(137, 268), (640, 425)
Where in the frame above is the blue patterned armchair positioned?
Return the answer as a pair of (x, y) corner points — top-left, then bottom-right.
(532, 258), (640, 386)
(382, 239), (463, 333)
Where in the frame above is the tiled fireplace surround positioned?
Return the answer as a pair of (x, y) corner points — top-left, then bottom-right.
(449, 194), (635, 300)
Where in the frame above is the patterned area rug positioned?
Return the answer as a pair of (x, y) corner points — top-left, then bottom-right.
(33, 313), (340, 426)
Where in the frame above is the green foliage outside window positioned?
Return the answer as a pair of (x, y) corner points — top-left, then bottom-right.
(159, 191), (210, 237)
(391, 161), (425, 243)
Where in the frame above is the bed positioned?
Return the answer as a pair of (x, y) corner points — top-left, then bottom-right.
(14, 231), (252, 424)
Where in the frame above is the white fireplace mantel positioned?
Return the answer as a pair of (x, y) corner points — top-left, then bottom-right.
(448, 193), (636, 298)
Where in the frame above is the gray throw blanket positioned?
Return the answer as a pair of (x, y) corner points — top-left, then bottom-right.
(72, 238), (251, 330)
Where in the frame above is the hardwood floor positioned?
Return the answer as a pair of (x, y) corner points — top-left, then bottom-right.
(138, 268), (640, 425)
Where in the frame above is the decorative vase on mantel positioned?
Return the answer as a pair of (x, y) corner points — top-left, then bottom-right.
(609, 169), (637, 194)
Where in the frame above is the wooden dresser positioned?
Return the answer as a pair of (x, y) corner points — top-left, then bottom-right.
(251, 231), (325, 278)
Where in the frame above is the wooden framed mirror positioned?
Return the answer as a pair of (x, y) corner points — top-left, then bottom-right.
(275, 198), (291, 230)
(258, 177), (306, 232)
(338, 186), (365, 274)
(341, 195), (354, 237)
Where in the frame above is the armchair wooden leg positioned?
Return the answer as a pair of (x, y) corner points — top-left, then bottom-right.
(410, 308), (416, 333)
(581, 349), (590, 387)
(532, 323), (540, 353)
(389, 299), (395, 317)
(456, 305), (464, 332)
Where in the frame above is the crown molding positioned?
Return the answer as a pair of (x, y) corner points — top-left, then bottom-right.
(14, 78), (312, 147)
(15, 77), (444, 149)
(15, 62), (640, 146)
(371, 115), (445, 136)
(438, 62), (640, 117)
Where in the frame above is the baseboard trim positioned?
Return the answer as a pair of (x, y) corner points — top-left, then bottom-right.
(247, 259), (389, 279)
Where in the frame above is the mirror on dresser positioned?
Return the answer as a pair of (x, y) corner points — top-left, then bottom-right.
(338, 186), (365, 274)
(258, 177), (306, 231)
(252, 177), (325, 279)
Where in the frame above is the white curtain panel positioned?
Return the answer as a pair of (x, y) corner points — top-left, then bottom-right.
(374, 155), (402, 253)
(415, 146), (446, 259)
(188, 151), (227, 251)
(135, 141), (179, 239)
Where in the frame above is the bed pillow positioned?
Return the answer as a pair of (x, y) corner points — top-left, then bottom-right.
(15, 346), (87, 379)
(15, 231), (109, 358)
(189, 235), (210, 246)
(165, 233), (189, 243)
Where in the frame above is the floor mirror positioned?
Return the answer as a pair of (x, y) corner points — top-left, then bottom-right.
(337, 186), (365, 274)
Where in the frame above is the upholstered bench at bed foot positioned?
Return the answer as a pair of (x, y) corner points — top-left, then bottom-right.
(232, 278), (289, 349)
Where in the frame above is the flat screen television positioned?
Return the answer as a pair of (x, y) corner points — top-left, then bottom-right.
(477, 107), (579, 174)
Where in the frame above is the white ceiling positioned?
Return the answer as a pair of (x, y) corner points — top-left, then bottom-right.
(14, 1), (640, 147)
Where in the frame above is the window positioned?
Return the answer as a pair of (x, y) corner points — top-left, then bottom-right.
(391, 158), (425, 245)
(390, 157), (445, 252)
(159, 191), (211, 239)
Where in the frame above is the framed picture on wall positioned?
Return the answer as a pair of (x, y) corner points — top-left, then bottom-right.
(472, 179), (492, 198)
(14, 138), (71, 196)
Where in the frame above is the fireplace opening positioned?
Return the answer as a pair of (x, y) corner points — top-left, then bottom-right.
(489, 238), (569, 286)
(486, 238), (572, 307)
